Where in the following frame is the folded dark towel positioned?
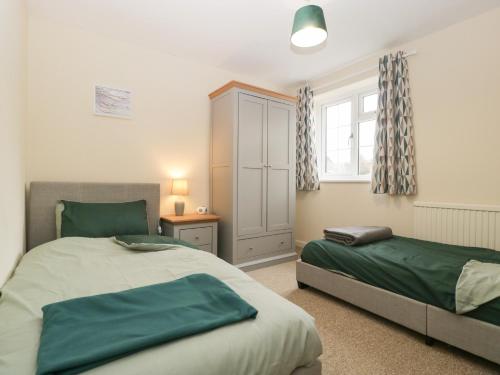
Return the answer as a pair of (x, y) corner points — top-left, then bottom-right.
(323, 226), (393, 246)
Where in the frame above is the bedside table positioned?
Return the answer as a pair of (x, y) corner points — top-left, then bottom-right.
(160, 214), (220, 255)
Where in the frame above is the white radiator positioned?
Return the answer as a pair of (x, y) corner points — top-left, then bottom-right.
(414, 202), (500, 251)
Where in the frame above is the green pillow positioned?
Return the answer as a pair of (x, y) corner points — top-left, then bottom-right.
(60, 200), (149, 238)
(114, 234), (198, 251)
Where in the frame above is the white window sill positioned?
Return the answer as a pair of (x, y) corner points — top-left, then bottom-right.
(319, 176), (371, 183)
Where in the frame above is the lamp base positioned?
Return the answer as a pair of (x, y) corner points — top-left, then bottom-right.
(174, 201), (185, 216)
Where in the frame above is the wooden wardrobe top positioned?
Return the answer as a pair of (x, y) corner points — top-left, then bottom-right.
(208, 81), (296, 102)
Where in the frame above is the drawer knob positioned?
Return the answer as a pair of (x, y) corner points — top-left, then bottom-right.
(195, 236), (199, 240)
(249, 247), (254, 251)
(280, 241), (285, 245)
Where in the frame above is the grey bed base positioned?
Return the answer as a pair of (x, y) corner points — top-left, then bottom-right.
(296, 259), (500, 365)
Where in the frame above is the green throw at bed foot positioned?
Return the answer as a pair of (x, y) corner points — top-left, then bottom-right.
(36, 273), (258, 375)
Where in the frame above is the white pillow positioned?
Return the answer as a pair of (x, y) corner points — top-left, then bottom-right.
(55, 202), (65, 238)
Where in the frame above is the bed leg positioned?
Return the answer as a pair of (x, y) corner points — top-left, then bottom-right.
(297, 281), (309, 289)
(425, 336), (435, 346)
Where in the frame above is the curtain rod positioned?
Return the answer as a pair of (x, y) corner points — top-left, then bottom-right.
(311, 50), (417, 94)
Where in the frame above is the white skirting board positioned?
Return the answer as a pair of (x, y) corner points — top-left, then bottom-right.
(295, 240), (307, 250)
(237, 252), (297, 272)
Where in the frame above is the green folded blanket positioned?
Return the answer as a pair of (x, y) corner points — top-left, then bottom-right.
(37, 274), (258, 375)
(113, 234), (198, 251)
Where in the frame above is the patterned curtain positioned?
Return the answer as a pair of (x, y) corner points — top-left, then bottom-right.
(296, 85), (320, 191)
(372, 51), (416, 195)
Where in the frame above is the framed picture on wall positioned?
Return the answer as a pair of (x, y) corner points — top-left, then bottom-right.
(94, 85), (132, 118)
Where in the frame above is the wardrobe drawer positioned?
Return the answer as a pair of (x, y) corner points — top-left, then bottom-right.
(179, 226), (212, 246)
(237, 233), (292, 263)
(269, 233), (293, 251)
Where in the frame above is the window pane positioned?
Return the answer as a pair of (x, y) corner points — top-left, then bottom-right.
(337, 101), (351, 125)
(326, 150), (352, 175)
(325, 101), (352, 175)
(358, 120), (375, 175)
(359, 120), (375, 147)
(362, 94), (377, 113)
(359, 146), (373, 175)
(337, 126), (351, 148)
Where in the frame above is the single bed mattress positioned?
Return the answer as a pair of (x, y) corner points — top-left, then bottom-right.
(0, 237), (322, 375)
(301, 236), (500, 326)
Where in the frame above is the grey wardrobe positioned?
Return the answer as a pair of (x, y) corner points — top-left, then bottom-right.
(209, 81), (296, 268)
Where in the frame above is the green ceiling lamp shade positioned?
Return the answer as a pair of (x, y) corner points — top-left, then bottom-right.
(291, 5), (328, 48)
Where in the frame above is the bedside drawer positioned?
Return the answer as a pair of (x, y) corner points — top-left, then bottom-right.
(198, 244), (213, 253)
(179, 226), (212, 246)
(237, 233), (292, 263)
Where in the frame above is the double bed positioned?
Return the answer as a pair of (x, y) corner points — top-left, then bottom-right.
(0, 182), (322, 375)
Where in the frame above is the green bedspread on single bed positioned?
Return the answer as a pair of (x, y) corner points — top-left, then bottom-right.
(37, 273), (258, 375)
(301, 236), (500, 326)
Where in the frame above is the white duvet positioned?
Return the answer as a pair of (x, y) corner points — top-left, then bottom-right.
(0, 238), (322, 375)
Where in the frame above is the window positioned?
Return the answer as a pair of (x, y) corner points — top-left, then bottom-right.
(318, 87), (378, 182)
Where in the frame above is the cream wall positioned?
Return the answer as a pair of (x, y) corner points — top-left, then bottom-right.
(0, 0), (27, 286)
(297, 7), (500, 243)
(27, 15), (283, 216)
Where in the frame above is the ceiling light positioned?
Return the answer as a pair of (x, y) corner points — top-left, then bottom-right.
(291, 4), (328, 48)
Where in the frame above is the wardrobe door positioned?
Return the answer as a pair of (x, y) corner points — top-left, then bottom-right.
(237, 93), (267, 236)
(266, 100), (294, 232)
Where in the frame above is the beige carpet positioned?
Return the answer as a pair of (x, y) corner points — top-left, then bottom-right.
(247, 261), (500, 375)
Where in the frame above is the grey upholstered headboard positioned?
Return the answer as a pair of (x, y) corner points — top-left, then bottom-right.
(28, 182), (160, 250)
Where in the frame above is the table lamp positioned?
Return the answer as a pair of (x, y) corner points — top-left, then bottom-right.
(171, 178), (188, 216)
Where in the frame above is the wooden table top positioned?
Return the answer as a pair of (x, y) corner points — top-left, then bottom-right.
(160, 213), (220, 224)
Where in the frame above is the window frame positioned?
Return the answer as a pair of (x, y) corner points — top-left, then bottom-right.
(316, 86), (378, 183)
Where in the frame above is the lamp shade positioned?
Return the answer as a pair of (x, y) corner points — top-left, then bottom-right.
(291, 5), (327, 48)
(171, 178), (188, 196)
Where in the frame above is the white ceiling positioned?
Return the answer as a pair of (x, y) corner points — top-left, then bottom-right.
(28, 0), (500, 87)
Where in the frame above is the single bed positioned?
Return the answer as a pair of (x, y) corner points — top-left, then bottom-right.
(0, 182), (322, 375)
(297, 234), (500, 365)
